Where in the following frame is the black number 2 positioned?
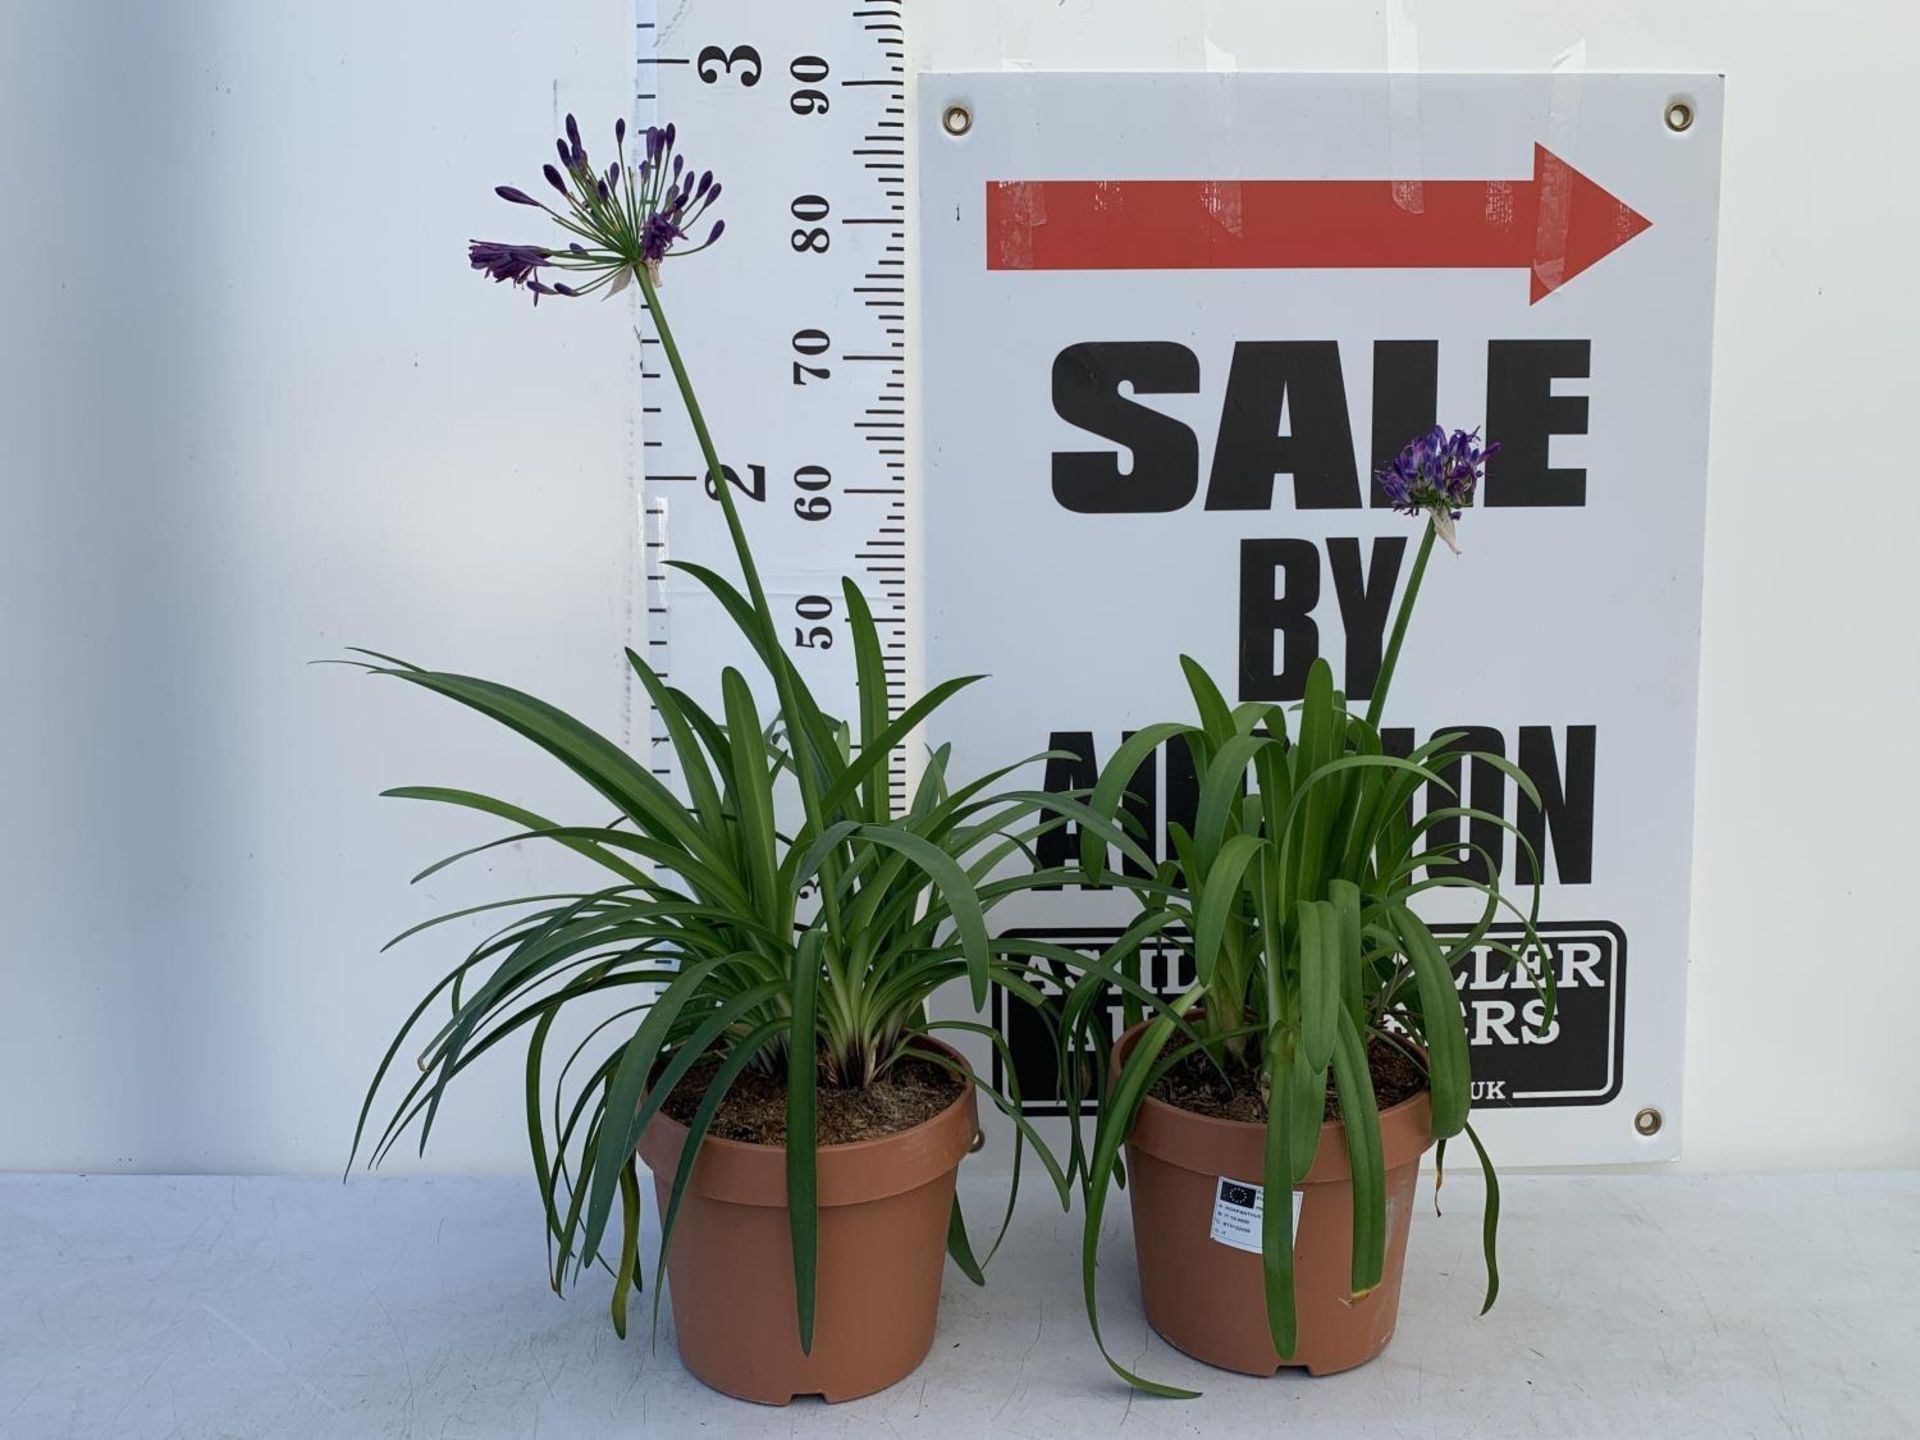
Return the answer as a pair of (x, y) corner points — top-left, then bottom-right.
(696, 44), (762, 86)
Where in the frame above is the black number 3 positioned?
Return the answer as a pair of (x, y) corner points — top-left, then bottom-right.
(697, 44), (762, 86)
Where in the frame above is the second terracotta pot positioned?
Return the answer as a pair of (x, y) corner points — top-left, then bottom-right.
(636, 1043), (979, 1405)
(1116, 1021), (1435, 1377)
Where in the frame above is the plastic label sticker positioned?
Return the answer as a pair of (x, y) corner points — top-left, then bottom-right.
(1210, 1177), (1299, 1254)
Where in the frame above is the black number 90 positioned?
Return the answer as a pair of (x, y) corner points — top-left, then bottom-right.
(791, 55), (829, 115)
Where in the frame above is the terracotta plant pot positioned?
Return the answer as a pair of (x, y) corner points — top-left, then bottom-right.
(1115, 1021), (1435, 1376)
(636, 1043), (980, 1405)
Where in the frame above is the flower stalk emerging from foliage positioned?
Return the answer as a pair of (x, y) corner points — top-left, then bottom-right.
(359, 118), (1101, 1360)
(1365, 427), (1497, 731)
(1063, 423), (1542, 1395)
(469, 114), (724, 303)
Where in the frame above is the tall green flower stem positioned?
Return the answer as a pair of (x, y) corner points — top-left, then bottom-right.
(1365, 522), (1436, 731)
(635, 266), (847, 941)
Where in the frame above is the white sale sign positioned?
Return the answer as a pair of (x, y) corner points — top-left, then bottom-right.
(917, 72), (1722, 1165)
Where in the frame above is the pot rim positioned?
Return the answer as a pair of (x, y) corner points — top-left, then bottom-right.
(644, 1033), (977, 1159)
(1114, 1016), (1436, 1183)
(637, 1034), (982, 1208)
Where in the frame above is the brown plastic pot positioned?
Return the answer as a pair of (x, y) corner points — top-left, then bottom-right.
(635, 1042), (980, 1405)
(1115, 1021), (1435, 1376)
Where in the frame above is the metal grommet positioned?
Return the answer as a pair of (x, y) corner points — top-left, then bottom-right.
(942, 104), (973, 138)
(1634, 1107), (1664, 1137)
(1664, 100), (1694, 133)
(968, 1129), (986, 1154)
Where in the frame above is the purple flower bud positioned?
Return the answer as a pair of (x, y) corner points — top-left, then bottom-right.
(663, 122), (675, 148)
(495, 185), (540, 206)
(705, 182), (721, 205)
(552, 282), (578, 297)
(695, 170), (712, 198)
(615, 116), (626, 145)
(645, 126), (662, 162)
(543, 163), (568, 196)
(469, 240), (554, 303)
(672, 153), (684, 179)
(596, 178), (610, 202)
(557, 139), (572, 169)
(707, 219), (725, 244)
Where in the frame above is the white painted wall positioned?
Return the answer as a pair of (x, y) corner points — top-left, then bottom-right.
(4, 0), (1914, 1175)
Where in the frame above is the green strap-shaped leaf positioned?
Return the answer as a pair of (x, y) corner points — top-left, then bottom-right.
(1178, 654), (1235, 744)
(1462, 1119), (1502, 1313)
(720, 667), (780, 924)
(1393, 903), (1472, 1137)
(815, 675), (985, 818)
(1261, 1027), (1302, 1360)
(651, 1019), (786, 1338)
(1331, 1009), (1387, 1295)
(841, 578), (892, 823)
(626, 649), (726, 835)
(787, 930), (822, 1355)
(611, 1156), (643, 1337)
(946, 1192), (988, 1285)
(1078, 987), (1207, 1398)
(371, 668), (720, 869)
(1192, 731), (1273, 877)
(855, 824), (993, 1009)
(922, 1019), (1070, 1206)
(579, 955), (730, 1266)
(382, 787), (650, 888)
(1297, 898), (1340, 1073)
(1078, 722), (1195, 883)
(1192, 833), (1265, 986)
(1329, 878), (1365, 1033)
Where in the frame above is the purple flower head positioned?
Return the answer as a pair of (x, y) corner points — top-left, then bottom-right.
(1376, 426), (1499, 552)
(475, 116), (723, 304)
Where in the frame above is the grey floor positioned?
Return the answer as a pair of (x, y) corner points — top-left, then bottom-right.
(3, 1170), (1915, 1438)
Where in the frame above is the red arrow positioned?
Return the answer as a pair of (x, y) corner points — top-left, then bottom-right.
(986, 144), (1651, 303)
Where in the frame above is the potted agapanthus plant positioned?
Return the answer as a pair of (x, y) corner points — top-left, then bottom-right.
(350, 116), (1100, 1405)
(1064, 427), (1554, 1392)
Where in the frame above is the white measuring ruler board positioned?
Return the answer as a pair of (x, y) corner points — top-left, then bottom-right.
(634, 1), (908, 795)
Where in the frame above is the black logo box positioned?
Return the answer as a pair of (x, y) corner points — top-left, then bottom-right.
(988, 920), (1625, 1113)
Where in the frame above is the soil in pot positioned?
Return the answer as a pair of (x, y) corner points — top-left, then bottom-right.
(660, 1054), (963, 1144)
(1150, 1035), (1427, 1124)
(1118, 1023), (1436, 1379)
(638, 1043), (979, 1407)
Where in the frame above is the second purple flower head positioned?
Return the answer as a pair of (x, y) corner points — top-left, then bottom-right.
(1376, 426), (1499, 553)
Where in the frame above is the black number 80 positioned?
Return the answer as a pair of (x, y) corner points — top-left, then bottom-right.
(791, 194), (830, 253)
